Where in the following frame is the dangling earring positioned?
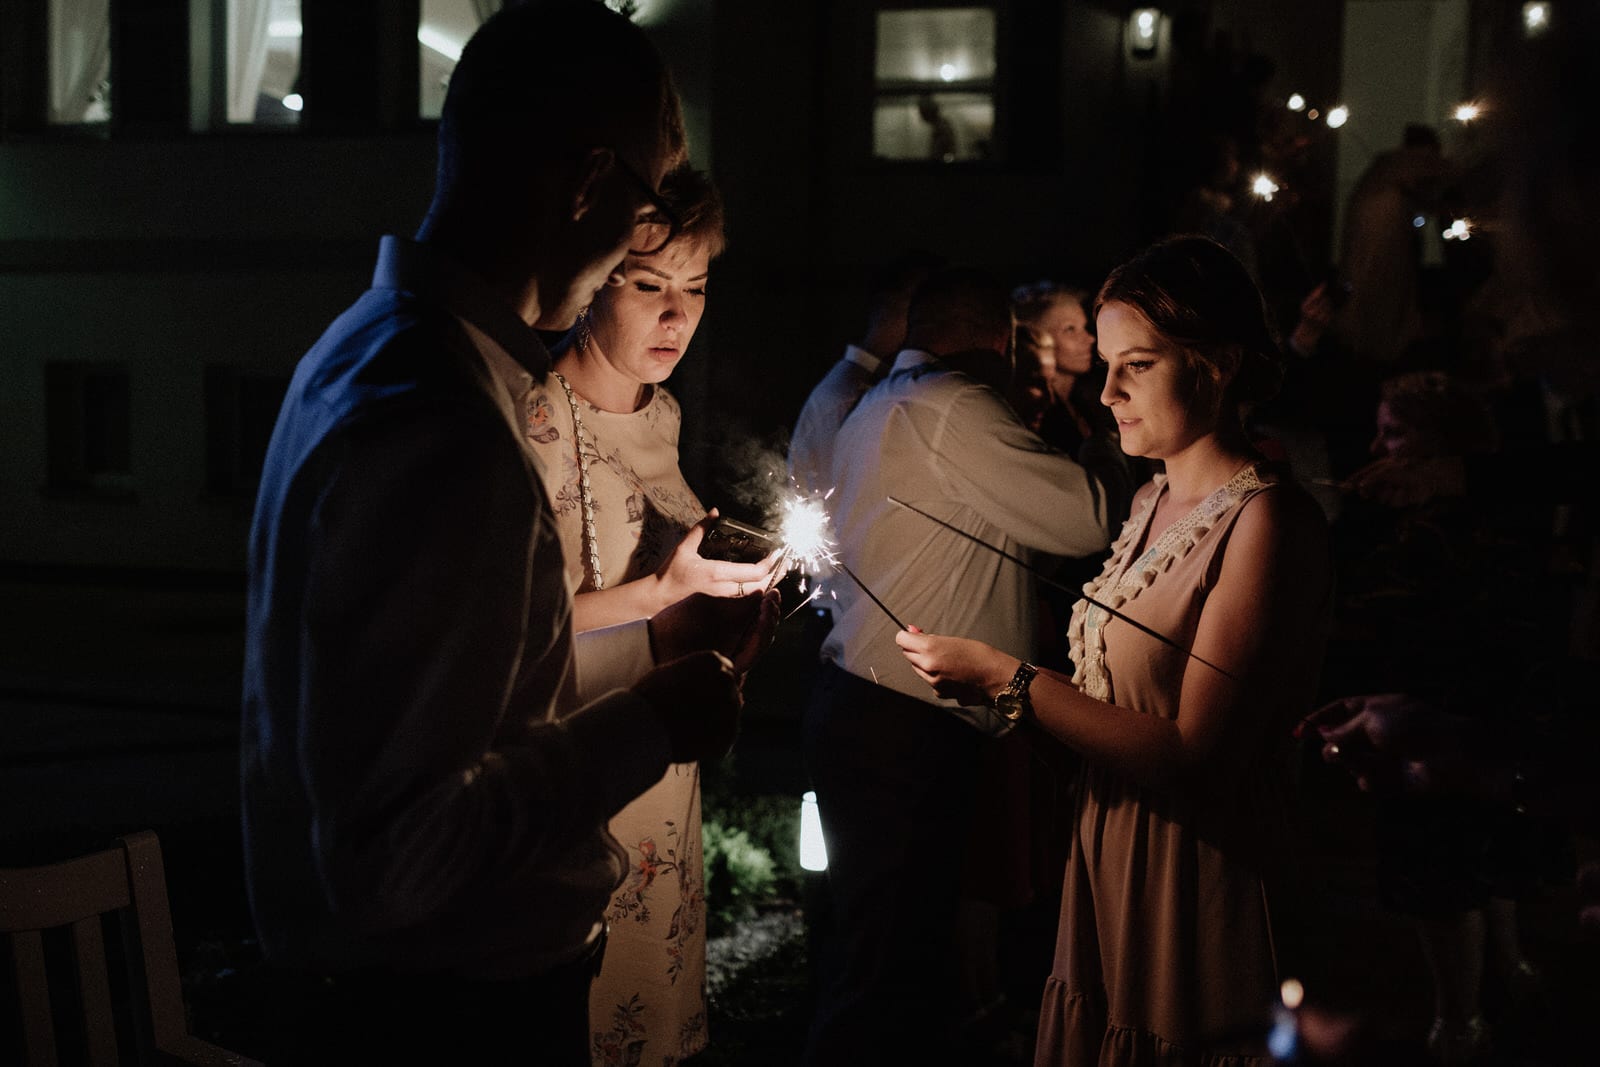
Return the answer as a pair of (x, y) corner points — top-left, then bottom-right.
(574, 306), (592, 353)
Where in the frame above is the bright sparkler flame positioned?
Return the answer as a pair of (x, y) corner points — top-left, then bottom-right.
(778, 493), (839, 575)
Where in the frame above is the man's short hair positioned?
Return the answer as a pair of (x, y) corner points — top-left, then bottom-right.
(437, 0), (686, 193)
(864, 249), (946, 318)
(906, 267), (1013, 348)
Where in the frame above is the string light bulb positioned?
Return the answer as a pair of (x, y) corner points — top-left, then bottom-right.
(1453, 102), (1481, 123)
(1326, 105), (1349, 129)
(1286, 93), (1306, 112)
(1251, 173), (1280, 202)
(1523, 2), (1551, 37)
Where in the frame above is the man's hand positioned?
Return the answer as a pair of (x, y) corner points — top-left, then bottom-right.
(650, 587), (781, 675)
(1300, 692), (1470, 795)
(1346, 455), (1466, 508)
(632, 650), (743, 763)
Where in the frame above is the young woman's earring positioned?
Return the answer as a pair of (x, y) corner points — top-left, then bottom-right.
(575, 307), (592, 353)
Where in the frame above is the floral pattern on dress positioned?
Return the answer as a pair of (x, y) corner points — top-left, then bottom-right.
(523, 382), (708, 1065)
(526, 388), (561, 444)
(610, 823), (681, 928)
(592, 994), (649, 1067)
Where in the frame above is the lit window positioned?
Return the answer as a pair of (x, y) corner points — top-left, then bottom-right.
(229, 0), (303, 125)
(420, 0), (492, 120)
(48, 0), (111, 124)
(873, 7), (997, 163)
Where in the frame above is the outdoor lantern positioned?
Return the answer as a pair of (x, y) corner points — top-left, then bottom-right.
(800, 791), (828, 872)
(1129, 8), (1160, 58)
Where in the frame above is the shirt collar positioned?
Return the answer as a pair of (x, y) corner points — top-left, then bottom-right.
(371, 235), (552, 379)
(843, 344), (883, 375)
(889, 349), (939, 377)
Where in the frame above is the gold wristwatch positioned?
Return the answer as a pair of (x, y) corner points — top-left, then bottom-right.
(993, 661), (1038, 724)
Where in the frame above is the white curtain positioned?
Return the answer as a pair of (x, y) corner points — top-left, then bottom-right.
(228, 0), (274, 123)
(48, 0), (110, 124)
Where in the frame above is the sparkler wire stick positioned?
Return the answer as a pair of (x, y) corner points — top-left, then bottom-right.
(887, 495), (1238, 681)
(837, 562), (909, 632)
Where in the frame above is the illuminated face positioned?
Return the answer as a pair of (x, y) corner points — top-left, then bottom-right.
(1035, 298), (1094, 384)
(1370, 401), (1427, 458)
(1096, 301), (1214, 460)
(586, 237), (711, 390)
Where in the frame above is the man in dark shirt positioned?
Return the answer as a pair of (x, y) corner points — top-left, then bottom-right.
(241, 4), (775, 1062)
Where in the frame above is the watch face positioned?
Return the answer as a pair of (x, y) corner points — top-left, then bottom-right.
(997, 694), (1025, 722)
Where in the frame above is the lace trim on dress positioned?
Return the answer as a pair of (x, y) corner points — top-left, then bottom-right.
(1066, 464), (1268, 701)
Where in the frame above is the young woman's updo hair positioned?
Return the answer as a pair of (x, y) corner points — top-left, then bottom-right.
(658, 163), (727, 260)
(1094, 235), (1284, 422)
(1010, 280), (1090, 328)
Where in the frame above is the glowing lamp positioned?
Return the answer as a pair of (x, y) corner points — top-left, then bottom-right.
(1523, 3), (1550, 37)
(1251, 173), (1279, 202)
(1286, 93), (1306, 112)
(1129, 8), (1160, 57)
(799, 791), (828, 872)
(1453, 102), (1481, 123)
(282, 93), (304, 112)
(1326, 105), (1349, 129)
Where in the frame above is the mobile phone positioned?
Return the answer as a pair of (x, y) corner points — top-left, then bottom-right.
(698, 516), (779, 564)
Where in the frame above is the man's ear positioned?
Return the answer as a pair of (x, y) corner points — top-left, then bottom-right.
(571, 147), (614, 222)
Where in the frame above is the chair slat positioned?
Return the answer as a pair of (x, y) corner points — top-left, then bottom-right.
(8, 927), (59, 1067)
(121, 832), (189, 1047)
(69, 915), (119, 1066)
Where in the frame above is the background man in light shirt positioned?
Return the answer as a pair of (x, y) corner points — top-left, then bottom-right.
(802, 267), (1112, 1065)
(788, 249), (943, 496)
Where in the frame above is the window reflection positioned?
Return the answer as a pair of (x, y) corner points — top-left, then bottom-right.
(229, 0), (302, 125)
(874, 7), (996, 163)
(420, 0), (497, 119)
(49, 0), (110, 124)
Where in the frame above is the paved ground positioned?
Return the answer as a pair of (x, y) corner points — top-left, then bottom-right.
(4, 575), (1597, 1064)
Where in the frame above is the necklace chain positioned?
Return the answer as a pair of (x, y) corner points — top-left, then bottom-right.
(552, 371), (605, 590)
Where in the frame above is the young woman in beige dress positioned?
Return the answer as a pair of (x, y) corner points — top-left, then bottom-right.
(897, 236), (1332, 1066)
(525, 164), (777, 1067)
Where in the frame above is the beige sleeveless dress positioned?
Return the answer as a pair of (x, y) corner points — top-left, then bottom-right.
(1039, 464), (1302, 1067)
(526, 377), (709, 1066)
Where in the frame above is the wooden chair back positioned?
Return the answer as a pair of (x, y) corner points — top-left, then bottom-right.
(0, 831), (261, 1066)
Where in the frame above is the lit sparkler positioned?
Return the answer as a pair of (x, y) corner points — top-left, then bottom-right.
(776, 489), (839, 575)
(768, 483), (908, 630)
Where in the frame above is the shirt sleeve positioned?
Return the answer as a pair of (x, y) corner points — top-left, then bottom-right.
(932, 379), (1112, 557)
(573, 619), (657, 704)
(296, 398), (668, 931)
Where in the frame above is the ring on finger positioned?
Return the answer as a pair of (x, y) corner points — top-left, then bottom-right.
(737, 581), (745, 596)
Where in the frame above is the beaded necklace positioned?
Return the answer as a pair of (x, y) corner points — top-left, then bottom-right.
(552, 370), (606, 590)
